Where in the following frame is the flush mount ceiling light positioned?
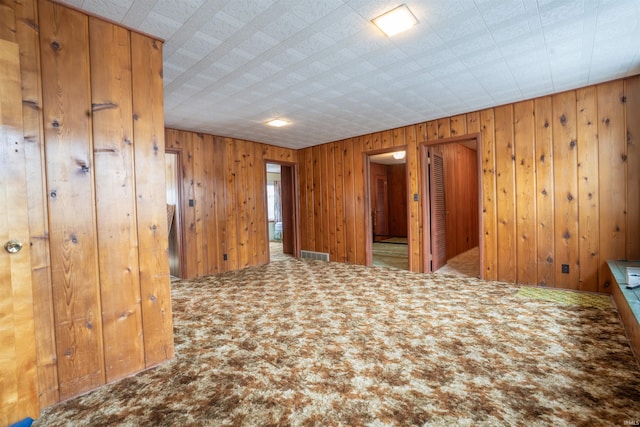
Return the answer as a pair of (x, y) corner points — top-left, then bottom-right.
(266, 119), (289, 127)
(372, 4), (418, 37)
(393, 151), (406, 160)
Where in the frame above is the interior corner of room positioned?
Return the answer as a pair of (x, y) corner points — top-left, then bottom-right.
(2, 0), (640, 425)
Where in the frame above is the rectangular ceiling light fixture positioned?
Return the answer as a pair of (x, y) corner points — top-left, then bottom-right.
(372, 4), (418, 37)
(266, 119), (289, 127)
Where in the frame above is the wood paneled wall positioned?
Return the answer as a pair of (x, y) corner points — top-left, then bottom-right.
(442, 143), (479, 259)
(387, 164), (408, 237)
(299, 76), (640, 292)
(2, 0), (175, 413)
(165, 128), (297, 278)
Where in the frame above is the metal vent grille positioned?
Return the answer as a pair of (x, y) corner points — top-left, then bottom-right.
(300, 250), (330, 262)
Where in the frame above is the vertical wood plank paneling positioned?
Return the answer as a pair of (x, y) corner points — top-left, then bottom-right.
(202, 134), (218, 273)
(343, 139), (356, 263)
(514, 101), (537, 285)
(130, 32), (174, 366)
(89, 17), (144, 382)
(14, 0), (60, 408)
(334, 142), (347, 262)
(393, 127), (405, 147)
(184, 133), (197, 277)
(320, 144), (331, 255)
(381, 131), (392, 149)
(534, 97), (555, 286)
(450, 114), (466, 137)
(576, 87), (600, 292)
(466, 111), (480, 134)
(494, 105), (516, 282)
(437, 118), (451, 139)
(326, 143), (337, 260)
(427, 120), (438, 141)
(297, 148), (308, 250)
(213, 136), (227, 271)
(552, 91), (579, 289)
(0, 37), (39, 424)
(39, 1), (105, 398)
(235, 140), (250, 269)
(254, 143), (268, 265)
(625, 76), (640, 260)
(193, 133), (205, 275)
(480, 109), (497, 280)
(305, 147), (316, 251)
(597, 80), (626, 292)
(353, 137), (367, 265)
(412, 123), (426, 272)
(312, 145), (324, 252)
(224, 137), (239, 270)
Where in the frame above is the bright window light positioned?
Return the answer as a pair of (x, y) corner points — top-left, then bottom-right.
(372, 4), (418, 37)
(267, 119), (289, 127)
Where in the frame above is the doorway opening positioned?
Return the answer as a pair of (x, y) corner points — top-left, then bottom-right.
(421, 136), (482, 278)
(165, 150), (184, 279)
(365, 148), (410, 270)
(265, 162), (299, 262)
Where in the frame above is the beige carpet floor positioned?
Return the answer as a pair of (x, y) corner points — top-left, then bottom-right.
(34, 257), (640, 426)
(435, 247), (480, 278)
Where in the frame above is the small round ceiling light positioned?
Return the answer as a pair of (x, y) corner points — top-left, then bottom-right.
(393, 151), (406, 160)
(266, 119), (289, 127)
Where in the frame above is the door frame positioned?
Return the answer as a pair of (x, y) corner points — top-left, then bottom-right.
(420, 133), (483, 277)
(165, 148), (186, 278)
(364, 146), (410, 268)
(264, 160), (301, 259)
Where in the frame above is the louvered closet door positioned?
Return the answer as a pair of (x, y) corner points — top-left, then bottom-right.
(429, 148), (447, 271)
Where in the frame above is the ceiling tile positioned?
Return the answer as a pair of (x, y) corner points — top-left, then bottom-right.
(55, 0), (640, 149)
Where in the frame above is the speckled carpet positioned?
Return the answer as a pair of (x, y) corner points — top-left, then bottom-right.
(34, 257), (640, 426)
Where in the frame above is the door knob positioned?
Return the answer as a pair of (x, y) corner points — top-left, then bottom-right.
(4, 240), (23, 254)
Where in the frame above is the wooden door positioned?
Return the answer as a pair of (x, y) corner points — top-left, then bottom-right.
(281, 165), (294, 255)
(374, 172), (389, 237)
(0, 39), (39, 425)
(429, 148), (447, 271)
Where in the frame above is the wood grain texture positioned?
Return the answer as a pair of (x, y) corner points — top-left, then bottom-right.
(597, 80), (626, 293)
(165, 128), (297, 278)
(0, 37), (40, 425)
(12, 0), (60, 409)
(552, 91), (579, 289)
(89, 17), (145, 383)
(494, 105), (516, 283)
(625, 76), (640, 260)
(296, 77), (636, 286)
(131, 32), (174, 366)
(480, 109), (498, 280)
(442, 143), (479, 260)
(39, 0), (105, 399)
(576, 87), (600, 292)
(514, 101), (537, 285)
(534, 97), (555, 286)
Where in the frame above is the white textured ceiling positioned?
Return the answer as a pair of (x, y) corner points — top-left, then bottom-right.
(59, 0), (640, 149)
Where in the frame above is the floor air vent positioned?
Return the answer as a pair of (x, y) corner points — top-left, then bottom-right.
(300, 250), (330, 262)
